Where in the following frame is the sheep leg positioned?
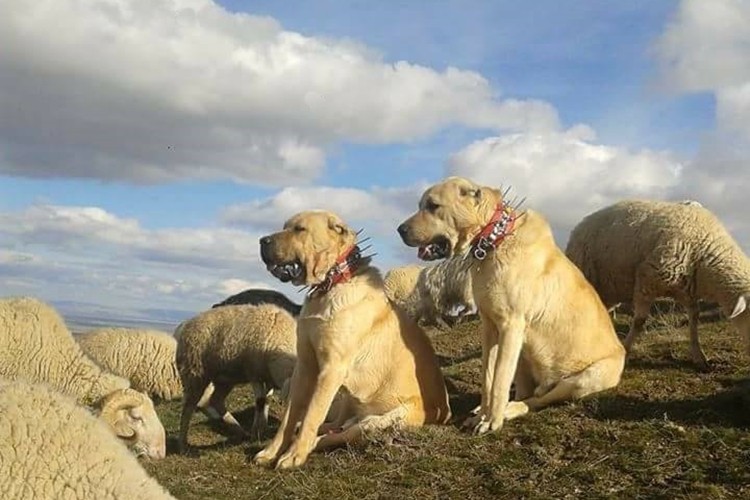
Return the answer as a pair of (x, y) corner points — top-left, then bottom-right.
(196, 383), (221, 420)
(622, 295), (653, 355)
(685, 300), (709, 371)
(249, 382), (271, 441)
(206, 382), (245, 437)
(178, 378), (210, 454)
(313, 405), (409, 451)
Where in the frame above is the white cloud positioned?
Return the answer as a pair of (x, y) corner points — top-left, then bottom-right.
(221, 184), (428, 236)
(0, 204), (263, 269)
(0, 204), (287, 317)
(656, 0), (750, 93)
(652, 0), (750, 248)
(447, 127), (686, 245)
(0, 0), (559, 185)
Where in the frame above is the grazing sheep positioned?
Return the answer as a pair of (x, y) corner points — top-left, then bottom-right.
(176, 303), (297, 452)
(0, 380), (175, 500)
(0, 296), (166, 459)
(566, 199), (750, 369)
(78, 327), (182, 401)
(212, 287), (302, 316)
(384, 257), (476, 329)
(383, 264), (422, 319)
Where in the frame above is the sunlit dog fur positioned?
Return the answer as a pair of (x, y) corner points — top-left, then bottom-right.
(398, 177), (625, 435)
(254, 210), (451, 469)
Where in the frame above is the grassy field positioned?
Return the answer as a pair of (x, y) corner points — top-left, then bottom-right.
(144, 312), (750, 499)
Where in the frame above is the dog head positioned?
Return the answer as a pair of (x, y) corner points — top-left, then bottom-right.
(259, 210), (357, 286)
(397, 176), (502, 260)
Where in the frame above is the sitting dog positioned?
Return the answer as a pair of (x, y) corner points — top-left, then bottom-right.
(253, 210), (451, 469)
(397, 176), (625, 435)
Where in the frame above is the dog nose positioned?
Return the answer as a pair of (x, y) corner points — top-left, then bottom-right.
(259, 236), (272, 247)
(397, 223), (409, 238)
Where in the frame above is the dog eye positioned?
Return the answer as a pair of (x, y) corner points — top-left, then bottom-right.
(425, 201), (440, 213)
(294, 226), (306, 232)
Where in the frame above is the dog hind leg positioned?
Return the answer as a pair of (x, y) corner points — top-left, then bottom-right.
(510, 353), (624, 416)
(313, 405), (409, 451)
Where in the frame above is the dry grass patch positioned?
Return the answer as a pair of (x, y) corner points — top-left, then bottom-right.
(144, 314), (750, 499)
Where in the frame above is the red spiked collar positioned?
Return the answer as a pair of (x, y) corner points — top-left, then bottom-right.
(308, 245), (365, 296)
(469, 203), (517, 260)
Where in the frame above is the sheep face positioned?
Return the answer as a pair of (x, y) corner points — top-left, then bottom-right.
(100, 389), (166, 460)
(398, 176), (502, 261)
(259, 210), (356, 286)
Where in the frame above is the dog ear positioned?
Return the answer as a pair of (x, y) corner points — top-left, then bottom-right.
(459, 187), (480, 198)
(328, 216), (349, 236)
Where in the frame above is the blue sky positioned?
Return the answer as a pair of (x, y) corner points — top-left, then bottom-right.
(1, 0), (748, 325)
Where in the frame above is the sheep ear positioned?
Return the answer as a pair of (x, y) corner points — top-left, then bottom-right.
(113, 419), (135, 438)
(729, 295), (748, 319)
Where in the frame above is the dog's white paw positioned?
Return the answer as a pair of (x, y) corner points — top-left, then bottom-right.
(470, 404), (482, 416)
(473, 420), (492, 435)
(275, 449), (308, 470)
(504, 401), (530, 421)
(252, 448), (277, 467)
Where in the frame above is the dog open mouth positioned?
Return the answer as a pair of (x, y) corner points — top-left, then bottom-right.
(266, 261), (304, 283)
(417, 237), (451, 261)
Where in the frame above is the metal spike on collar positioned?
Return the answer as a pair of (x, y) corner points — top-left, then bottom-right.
(502, 185), (512, 198)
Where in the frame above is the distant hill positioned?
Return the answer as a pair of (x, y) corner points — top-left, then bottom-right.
(50, 299), (199, 335)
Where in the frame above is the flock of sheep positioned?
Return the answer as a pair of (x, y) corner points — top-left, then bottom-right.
(1, 195), (749, 499)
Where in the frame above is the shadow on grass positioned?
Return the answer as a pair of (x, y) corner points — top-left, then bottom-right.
(436, 349), (482, 368)
(588, 378), (750, 429)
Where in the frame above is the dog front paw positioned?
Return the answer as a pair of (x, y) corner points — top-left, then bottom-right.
(253, 448), (278, 467)
(275, 448), (309, 470)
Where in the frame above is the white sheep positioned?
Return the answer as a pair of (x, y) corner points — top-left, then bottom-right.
(176, 303), (297, 452)
(565, 199), (750, 369)
(0, 296), (166, 459)
(0, 379), (175, 500)
(78, 327), (183, 401)
(384, 256), (476, 329)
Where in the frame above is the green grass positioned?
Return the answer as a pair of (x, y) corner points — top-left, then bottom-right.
(144, 315), (750, 499)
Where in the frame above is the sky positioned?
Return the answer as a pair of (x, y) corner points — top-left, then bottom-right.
(1, 0), (749, 324)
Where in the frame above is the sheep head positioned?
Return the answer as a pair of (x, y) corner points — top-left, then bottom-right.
(98, 388), (166, 460)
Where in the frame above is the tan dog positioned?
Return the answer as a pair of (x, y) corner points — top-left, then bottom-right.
(253, 210), (451, 469)
(398, 176), (625, 435)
